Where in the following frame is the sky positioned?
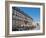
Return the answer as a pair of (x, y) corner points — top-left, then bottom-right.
(20, 7), (40, 23)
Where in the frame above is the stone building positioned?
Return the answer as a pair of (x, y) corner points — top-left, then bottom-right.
(12, 7), (36, 31)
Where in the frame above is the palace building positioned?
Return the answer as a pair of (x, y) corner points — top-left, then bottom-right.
(12, 7), (36, 31)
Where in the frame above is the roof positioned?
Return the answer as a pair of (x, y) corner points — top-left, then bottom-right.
(12, 7), (33, 20)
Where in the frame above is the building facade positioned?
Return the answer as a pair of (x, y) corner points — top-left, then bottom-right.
(12, 7), (36, 31)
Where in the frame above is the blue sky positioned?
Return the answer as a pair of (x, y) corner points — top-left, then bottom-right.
(20, 7), (40, 23)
